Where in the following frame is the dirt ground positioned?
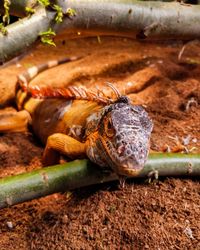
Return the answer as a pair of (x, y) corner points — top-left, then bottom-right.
(0, 37), (200, 249)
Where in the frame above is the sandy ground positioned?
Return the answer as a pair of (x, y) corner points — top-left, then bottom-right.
(0, 37), (200, 249)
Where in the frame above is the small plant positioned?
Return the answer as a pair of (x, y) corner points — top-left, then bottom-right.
(66, 8), (76, 17)
(25, 7), (36, 16)
(0, 23), (7, 35)
(52, 4), (64, 23)
(39, 28), (56, 46)
(3, 0), (11, 25)
(37, 0), (50, 7)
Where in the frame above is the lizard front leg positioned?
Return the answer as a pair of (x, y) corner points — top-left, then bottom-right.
(43, 133), (87, 166)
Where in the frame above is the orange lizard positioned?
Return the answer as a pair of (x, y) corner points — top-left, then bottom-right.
(0, 57), (153, 177)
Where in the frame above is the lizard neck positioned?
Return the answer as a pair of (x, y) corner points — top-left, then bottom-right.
(63, 100), (104, 138)
(32, 99), (104, 144)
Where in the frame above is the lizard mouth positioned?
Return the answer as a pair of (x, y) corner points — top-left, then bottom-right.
(119, 161), (144, 176)
(96, 137), (144, 177)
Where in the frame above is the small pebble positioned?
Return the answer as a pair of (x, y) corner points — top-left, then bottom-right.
(6, 221), (13, 229)
(126, 82), (133, 87)
(16, 63), (22, 68)
(184, 227), (194, 239)
(62, 215), (68, 224)
(182, 135), (191, 146)
(192, 138), (197, 143)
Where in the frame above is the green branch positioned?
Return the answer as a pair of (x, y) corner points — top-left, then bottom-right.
(0, 153), (200, 209)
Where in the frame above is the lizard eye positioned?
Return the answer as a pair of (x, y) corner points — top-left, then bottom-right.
(105, 118), (115, 137)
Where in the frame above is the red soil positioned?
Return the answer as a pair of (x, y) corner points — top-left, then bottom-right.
(0, 37), (199, 249)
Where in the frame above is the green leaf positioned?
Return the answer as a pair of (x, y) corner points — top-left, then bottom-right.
(39, 28), (56, 46)
(0, 23), (7, 35)
(66, 8), (76, 17)
(39, 28), (56, 37)
(37, 0), (50, 7)
(25, 7), (36, 16)
(3, 0), (11, 25)
(53, 4), (64, 23)
(40, 37), (56, 46)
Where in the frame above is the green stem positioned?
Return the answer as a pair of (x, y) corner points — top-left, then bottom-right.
(0, 153), (200, 209)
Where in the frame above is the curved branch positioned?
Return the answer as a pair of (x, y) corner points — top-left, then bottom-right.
(1, 0), (200, 63)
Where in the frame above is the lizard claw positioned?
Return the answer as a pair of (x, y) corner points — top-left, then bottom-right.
(118, 175), (127, 190)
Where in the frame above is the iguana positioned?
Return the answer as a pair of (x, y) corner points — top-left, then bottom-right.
(0, 57), (153, 176)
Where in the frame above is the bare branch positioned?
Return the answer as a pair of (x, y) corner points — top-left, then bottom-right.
(1, 0), (200, 63)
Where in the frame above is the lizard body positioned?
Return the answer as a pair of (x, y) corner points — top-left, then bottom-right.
(0, 57), (153, 176)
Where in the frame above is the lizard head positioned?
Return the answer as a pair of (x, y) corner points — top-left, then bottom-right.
(86, 96), (153, 177)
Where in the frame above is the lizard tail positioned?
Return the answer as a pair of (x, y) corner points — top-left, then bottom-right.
(16, 56), (122, 107)
(16, 56), (82, 110)
(17, 56), (81, 91)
